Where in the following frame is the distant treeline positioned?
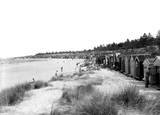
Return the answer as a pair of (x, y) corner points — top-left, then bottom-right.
(35, 51), (85, 56)
(93, 31), (160, 51)
(36, 30), (160, 56)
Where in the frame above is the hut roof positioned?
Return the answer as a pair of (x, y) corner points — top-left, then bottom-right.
(119, 54), (130, 58)
(156, 56), (160, 60)
(143, 58), (154, 66)
(130, 55), (137, 60)
(135, 55), (151, 62)
(136, 55), (145, 61)
(153, 56), (160, 66)
(147, 58), (155, 63)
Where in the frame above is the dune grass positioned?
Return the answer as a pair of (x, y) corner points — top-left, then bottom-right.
(51, 84), (118, 115)
(49, 76), (64, 82)
(49, 74), (72, 82)
(61, 84), (94, 104)
(53, 84), (157, 115)
(110, 85), (147, 109)
(144, 98), (160, 115)
(0, 82), (31, 106)
(0, 80), (48, 106)
(75, 91), (118, 115)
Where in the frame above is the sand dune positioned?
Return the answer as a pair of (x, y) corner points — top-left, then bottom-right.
(1, 60), (160, 115)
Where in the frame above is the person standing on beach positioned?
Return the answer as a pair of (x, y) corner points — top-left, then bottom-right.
(32, 78), (35, 82)
(55, 70), (58, 76)
(145, 67), (151, 88)
(61, 67), (63, 72)
(79, 65), (82, 73)
(75, 63), (79, 70)
(76, 63), (79, 67)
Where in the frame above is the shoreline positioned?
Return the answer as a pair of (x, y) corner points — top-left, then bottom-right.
(0, 58), (84, 91)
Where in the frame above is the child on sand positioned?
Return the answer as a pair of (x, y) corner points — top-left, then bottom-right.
(61, 67), (63, 72)
(55, 70), (58, 76)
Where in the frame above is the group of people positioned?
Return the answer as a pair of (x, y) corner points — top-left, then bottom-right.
(55, 67), (63, 76)
(55, 62), (82, 77)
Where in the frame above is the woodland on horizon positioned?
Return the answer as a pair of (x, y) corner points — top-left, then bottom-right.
(36, 30), (160, 55)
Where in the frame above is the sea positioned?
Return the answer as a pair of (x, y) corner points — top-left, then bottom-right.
(0, 58), (84, 91)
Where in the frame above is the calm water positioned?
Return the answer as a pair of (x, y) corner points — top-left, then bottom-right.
(0, 59), (84, 91)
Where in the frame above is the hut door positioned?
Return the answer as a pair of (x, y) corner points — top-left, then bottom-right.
(140, 62), (144, 79)
(158, 67), (160, 85)
(137, 62), (141, 78)
(135, 61), (138, 77)
(128, 59), (130, 74)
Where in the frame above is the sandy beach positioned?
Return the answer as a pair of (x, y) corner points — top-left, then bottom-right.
(0, 59), (84, 91)
(0, 59), (160, 115)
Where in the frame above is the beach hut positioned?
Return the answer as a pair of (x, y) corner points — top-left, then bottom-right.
(119, 55), (125, 73)
(110, 54), (114, 67)
(124, 55), (131, 75)
(106, 55), (110, 67)
(96, 55), (106, 65)
(119, 56), (122, 71)
(128, 56), (131, 75)
(105, 55), (108, 65)
(115, 53), (121, 70)
(107, 54), (114, 68)
(135, 55), (151, 80)
(130, 55), (137, 77)
(143, 57), (157, 85)
(116, 54), (121, 70)
(153, 56), (160, 85)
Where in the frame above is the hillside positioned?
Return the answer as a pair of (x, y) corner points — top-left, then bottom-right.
(117, 45), (160, 55)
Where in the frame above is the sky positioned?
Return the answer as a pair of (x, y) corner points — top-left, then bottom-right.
(0, 0), (160, 58)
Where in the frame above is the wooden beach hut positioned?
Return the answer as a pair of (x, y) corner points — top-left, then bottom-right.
(110, 54), (114, 67)
(119, 56), (122, 71)
(128, 55), (131, 75)
(98, 55), (106, 65)
(108, 54), (114, 68)
(116, 54), (121, 70)
(143, 57), (157, 85)
(153, 56), (160, 85)
(143, 58), (155, 78)
(130, 55), (137, 77)
(114, 53), (121, 70)
(119, 55), (125, 73)
(105, 55), (108, 65)
(124, 55), (131, 75)
(135, 55), (151, 80)
(106, 55), (110, 67)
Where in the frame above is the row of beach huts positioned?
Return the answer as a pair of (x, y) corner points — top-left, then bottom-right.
(92, 53), (160, 86)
